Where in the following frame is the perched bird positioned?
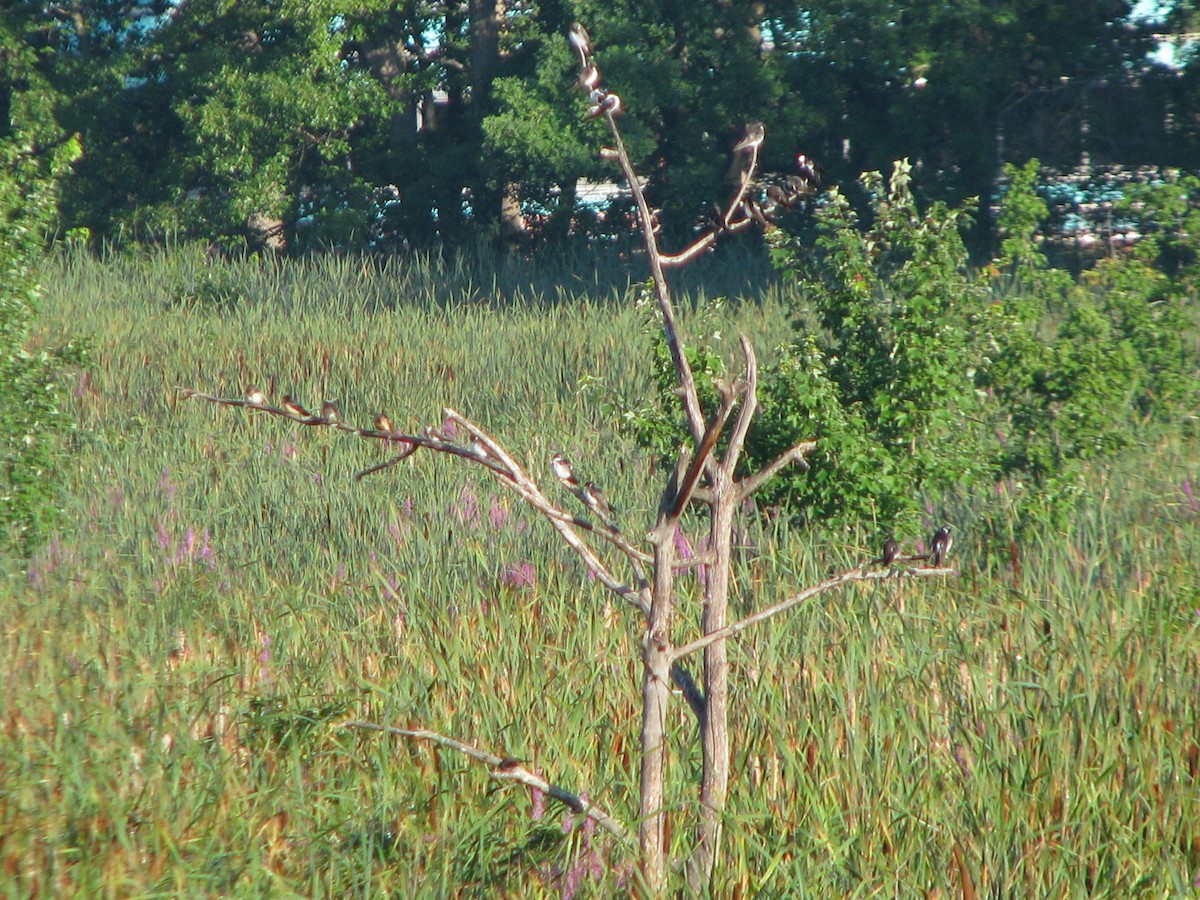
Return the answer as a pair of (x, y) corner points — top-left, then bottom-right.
(880, 535), (900, 567)
(577, 63), (601, 92)
(930, 526), (953, 567)
(551, 452), (581, 490)
(583, 481), (615, 518)
(568, 22), (592, 64)
(283, 395), (310, 418)
(733, 122), (766, 154)
(244, 386), (266, 407)
(742, 152), (823, 226)
(374, 412), (393, 435)
(794, 153), (821, 194)
(470, 440), (490, 458)
(320, 400), (340, 424)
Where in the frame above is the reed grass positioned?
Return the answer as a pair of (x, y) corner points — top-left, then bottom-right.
(2, 245), (1196, 896)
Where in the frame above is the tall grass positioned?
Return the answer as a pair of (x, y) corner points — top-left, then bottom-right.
(2, 245), (1196, 895)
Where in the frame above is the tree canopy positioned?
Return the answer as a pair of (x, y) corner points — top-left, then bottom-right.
(4, 0), (1197, 252)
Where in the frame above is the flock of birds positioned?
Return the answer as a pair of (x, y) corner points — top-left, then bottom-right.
(569, 21), (823, 231)
(237, 28), (950, 577)
(242, 390), (953, 572)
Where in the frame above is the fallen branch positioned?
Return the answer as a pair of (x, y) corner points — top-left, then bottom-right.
(339, 720), (633, 847)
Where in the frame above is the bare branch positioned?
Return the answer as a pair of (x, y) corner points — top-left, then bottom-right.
(183, 390), (653, 615)
(658, 217), (756, 269)
(340, 720), (632, 847)
(355, 444), (420, 480)
(722, 336), (758, 469)
(600, 109), (707, 447)
(658, 124), (765, 268)
(671, 564), (956, 662)
(736, 440), (817, 501)
(667, 391), (738, 519)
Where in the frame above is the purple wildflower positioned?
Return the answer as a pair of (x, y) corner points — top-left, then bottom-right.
(502, 562), (537, 590)
(673, 525), (693, 561)
(488, 500), (510, 530)
(451, 484), (480, 526)
(159, 466), (178, 503)
(1183, 477), (1198, 513)
(530, 784), (546, 820)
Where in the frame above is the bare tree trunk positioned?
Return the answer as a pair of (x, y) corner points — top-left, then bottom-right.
(689, 469), (736, 888)
(246, 210), (285, 253)
(499, 184), (528, 248)
(357, 33), (420, 151)
(639, 525), (678, 895)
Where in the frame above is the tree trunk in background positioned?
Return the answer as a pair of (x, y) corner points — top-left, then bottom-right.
(470, 0), (525, 245)
(357, 29), (420, 152)
(246, 210), (286, 253)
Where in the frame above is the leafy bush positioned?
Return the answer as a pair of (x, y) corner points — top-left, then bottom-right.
(614, 159), (1199, 533)
(750, 160), (1001, 528)
(0, 133), (81, 550)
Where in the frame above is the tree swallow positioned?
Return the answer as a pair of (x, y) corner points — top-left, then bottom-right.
(582, 481), (615, 518)
(321, 400), (340, 424)
(244, 386), (266, 407)
(283, 395), (310, 418)
(880, 535), (900, 567)
(733, 122), (765, 154)
(568, 22), (592, 65)
(930, 526), (953, 567)
(552, 452), (580, 490)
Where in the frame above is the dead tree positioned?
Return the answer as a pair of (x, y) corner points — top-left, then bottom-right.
(183, 22), (954, 896)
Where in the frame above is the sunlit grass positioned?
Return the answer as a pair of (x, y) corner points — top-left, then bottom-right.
(2, 245), (1197, 895)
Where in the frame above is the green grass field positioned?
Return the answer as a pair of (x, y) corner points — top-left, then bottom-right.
(2, 246), (1198, 896)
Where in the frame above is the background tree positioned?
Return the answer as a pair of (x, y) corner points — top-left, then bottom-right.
(779, 0), (1158, 247)
(0, 13), (83, 549)
(13, 0), (1200, 252)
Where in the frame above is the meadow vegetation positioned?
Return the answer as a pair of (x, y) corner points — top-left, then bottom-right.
(1, 244), (1198, 895)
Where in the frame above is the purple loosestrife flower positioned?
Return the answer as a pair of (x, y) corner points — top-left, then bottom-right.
(673, 525), (693, 562)
(502, 562), (537, 590)
(197, 530), (216, 568)
(488, 500), (510, 530)
(451, 485), (480, 526)
(178, 527), (197, 563)
(160, 466), (178, 504)
(1183, 477), (1199, 514)
(27, 536), (72, 591)
(530, 784), (546, 820)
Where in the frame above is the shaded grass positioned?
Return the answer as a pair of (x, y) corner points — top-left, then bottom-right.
(2, 245), (1197, 895)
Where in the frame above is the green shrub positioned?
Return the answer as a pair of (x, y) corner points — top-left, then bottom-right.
(614, 159), (1200, 534)
(0, 134), (81, 550)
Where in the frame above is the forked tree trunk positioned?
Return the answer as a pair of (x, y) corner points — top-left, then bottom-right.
(689, 468), (737, 888)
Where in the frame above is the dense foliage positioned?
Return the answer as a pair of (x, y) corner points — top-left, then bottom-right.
(622, 159), (1200, 533)
(1, 16), (83, 549)
(3, 0), (1197, 251)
